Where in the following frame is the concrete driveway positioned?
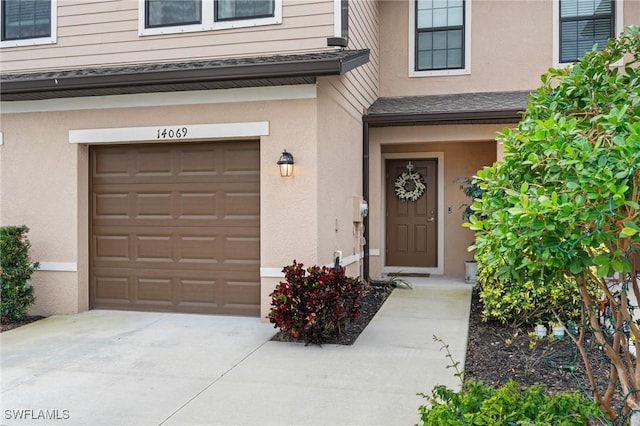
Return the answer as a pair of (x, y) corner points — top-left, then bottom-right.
(1, 277), (471, 426)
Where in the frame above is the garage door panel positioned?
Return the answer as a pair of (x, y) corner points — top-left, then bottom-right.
(93, 226), (258, 265)
(94, 234), (131, 261)
(179, 192), (217, 219)
(224, 147), (261, 175)
(136, 192), (173, 218)
(93, 149), (130, 177)
(94, 193), (130, 218)
(94, 275), (130, 301)
(91, 141), (260, 315)
(135, 149), (172, 177)
(93, 267), (259, 313)
(137, 278), (173, 302)
(179, 149), (218, 176)
(178, 235), (218, 263)
(224, 237), (260, 265)
(137, 235), (174, 262)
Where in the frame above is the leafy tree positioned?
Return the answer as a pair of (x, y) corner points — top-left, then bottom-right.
(470, 26), (640, 424)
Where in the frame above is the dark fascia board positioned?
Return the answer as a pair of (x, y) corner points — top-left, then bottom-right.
(363, 109), (523, 126)
(1, 50), (369, 98)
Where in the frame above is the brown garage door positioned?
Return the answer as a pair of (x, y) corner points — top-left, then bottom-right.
(90, 141), (260, 316)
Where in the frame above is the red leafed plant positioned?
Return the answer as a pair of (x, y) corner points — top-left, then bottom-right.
(268, 260), (366, 345)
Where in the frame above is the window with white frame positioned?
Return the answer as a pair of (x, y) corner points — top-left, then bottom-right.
(415, 0), (465, 71)
(409, 0), (470, 77)
(140, 0), (279, 35)
(1, 0), (55, 45)
(558, 0), (614, 63)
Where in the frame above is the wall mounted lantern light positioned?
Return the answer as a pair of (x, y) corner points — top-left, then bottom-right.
(277, 150), (294, 177)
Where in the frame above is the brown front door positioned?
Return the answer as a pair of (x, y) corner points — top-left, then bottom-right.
(90, 141), (260, 316)
(385, 159), (438, 267)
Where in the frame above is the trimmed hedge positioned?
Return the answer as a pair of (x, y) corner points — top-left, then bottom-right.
(1, 226), (39, 321)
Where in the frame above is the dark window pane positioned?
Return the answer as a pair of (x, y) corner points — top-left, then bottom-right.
(448, 29), (462, 48)
(418, 51), (433, 69)
(415, 0), (464, 70)
(448, 48), (462, 68)
(217, 0), (274, 21)
(418, 32), (433, 50)
(433, 31), (447, 49)
(559, 0), (613, 62)
(2, 0), (50, 41)
(433, 50), (447, 68)
(146, 0), (201, 28)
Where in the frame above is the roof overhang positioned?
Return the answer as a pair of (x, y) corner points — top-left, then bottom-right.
(364, 90), (532, 126)
(1, 49), (370, 101)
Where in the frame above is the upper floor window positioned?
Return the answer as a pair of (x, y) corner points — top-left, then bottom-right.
(559, 0), (614, 63)
(409, 0), (470, 77)
(1, 0), (56, 47)
(415, 0), (465, 71)
(216, 0), (274, 21)
(140, 0), (280, 36)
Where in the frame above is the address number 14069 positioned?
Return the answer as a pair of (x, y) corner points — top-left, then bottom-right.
(157, 127), (188, 139)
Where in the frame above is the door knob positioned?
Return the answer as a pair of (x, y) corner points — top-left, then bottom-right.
(427, 217), (435, 222)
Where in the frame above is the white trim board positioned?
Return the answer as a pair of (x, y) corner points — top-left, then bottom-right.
(70, 122), (269, 144)
(1, 85), (317, 114)
(261, 268), (285, 278)
(37, 262), (77, 272)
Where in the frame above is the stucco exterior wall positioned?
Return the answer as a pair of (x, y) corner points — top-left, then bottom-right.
(316, 77), (365, 276)
(368, 123), (510, 278)
(1, 87), (323, 317)
(378, 0), (640, 97)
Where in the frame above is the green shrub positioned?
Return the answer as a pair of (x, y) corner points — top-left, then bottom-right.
(477, 260), (585, 327)
(1, 226), (39, 321)
(417, 379), (600, 426)
(267, 260), (365, 344)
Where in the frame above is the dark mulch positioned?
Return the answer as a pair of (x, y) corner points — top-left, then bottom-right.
(464, 288), (619, 424)
(464, 288), (611, 392)
(1, 315), (46, 332)
(270, 284), (394, 345)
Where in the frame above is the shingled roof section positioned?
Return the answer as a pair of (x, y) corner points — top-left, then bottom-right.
(364, 90), (532, 126)
(1, 49), (370, 101)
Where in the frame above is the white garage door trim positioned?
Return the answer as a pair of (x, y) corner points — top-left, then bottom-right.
(70, 121), (269, 144)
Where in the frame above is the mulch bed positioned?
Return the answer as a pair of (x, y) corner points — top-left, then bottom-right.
(1, 315), (46, 332)
(464, 288), (610, 393)
(270, 284), (394, 345)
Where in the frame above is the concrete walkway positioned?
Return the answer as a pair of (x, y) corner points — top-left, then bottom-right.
(1, 277), (472, 426)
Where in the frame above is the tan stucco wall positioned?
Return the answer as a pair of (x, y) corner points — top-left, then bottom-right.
(368, 123), (510, 279)
(378, 0), (640, 98)
(1, 93), (325, 317)
(379, 0), (550, 97)
(316, 77), (366, 276)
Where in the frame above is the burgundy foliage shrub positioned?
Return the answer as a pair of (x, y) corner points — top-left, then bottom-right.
(267, 260), (366, 344)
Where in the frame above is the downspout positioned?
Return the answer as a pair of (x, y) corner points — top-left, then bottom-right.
(362, 119), (370, 281)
